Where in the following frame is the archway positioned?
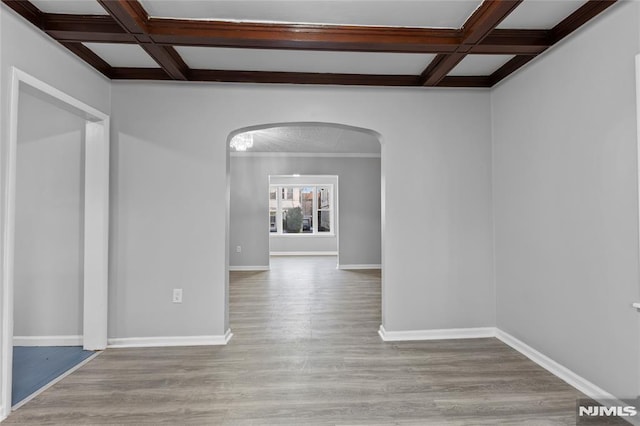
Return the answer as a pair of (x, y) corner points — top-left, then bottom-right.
(225, 122), (384, 339)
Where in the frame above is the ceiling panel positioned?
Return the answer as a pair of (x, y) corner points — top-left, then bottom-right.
(236, 125), (381, 153)
(140, 0), (482, 28)
(449, 55), (515, 76)
(83, 43), (160, 68)
(497, 0), (583, 29)
(30, 0), (107, 15)
(176, 46), (434, 75)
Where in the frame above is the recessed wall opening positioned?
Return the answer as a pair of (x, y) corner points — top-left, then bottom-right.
(1, 69), (110, 418)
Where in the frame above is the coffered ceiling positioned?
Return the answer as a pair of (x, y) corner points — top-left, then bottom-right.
(2, 0), (618, 87)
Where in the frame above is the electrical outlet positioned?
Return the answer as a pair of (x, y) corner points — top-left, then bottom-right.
(172, 288), (183, 303)
(236, 245), (242, 253)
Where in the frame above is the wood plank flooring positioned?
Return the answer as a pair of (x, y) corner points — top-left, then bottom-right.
(5, 256), (593, 425)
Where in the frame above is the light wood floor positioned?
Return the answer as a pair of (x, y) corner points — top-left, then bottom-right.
(5, 256), (592, 425)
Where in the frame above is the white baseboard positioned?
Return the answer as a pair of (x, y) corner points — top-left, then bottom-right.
(377, 324), (635, 424)
(493, 330), (631, 405)
(270, 251), (338, 256)
(337, 264), (381, 270)
(107, 330), (233, 348)
(13, 335), (82, 346)
(229, 265), (269, 271)
(378, 325), (495, 341)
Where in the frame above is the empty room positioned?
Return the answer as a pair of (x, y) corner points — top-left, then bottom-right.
(1, 0), (639, 424)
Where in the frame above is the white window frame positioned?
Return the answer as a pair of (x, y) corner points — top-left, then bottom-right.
(270, 184), (334, 236)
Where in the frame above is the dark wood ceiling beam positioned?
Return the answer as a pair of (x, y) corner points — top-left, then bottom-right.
(96, 0), (189, 80)
(96, 0), (147, 34)
(110, 67), (172, 80)
(2, 0), (42, 27)
(437, 76), (493, 88)
(462, 0), (524, 45)
(180, 69), (420, 86)
(148, 19), (462, 53)
(43, 14), (136, 43)
(474, 29), (550, 54)
(488, 55), (535, 85)
(488, 1), (618, 86)
(420, 0), (523, 86)
(419, 53), (466, 86)
(59, 42), (114, 78)
(552, 0), (617, 42)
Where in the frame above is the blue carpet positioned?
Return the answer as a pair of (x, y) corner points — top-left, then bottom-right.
(12, 346), (94, 406)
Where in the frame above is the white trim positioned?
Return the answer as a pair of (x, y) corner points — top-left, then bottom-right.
(12, 351), (100, 410)
(82, 120), (110, 351)
(13, 335), (83, 346)
(378, 325), (495, 341)
(270, 251), (338, 256)
(1, 68), (110, 420)
(337, 264), (381, 270)
(231, 152), (380, 158)
(107, 331), (233, 348)
(270, 233), (335, 238)
(494, 330), (627, 405)
(229, 265), (270, 271)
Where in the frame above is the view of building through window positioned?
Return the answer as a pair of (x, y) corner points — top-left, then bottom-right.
(269, 185), (333, 234)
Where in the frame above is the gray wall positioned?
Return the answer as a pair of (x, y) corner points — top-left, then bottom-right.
(1, 4), (111, 409)
(230, 155), (381, 267)
(14, 90), (85, 337)
(110, 82), (494, 337)
(492, 2), (640, 399)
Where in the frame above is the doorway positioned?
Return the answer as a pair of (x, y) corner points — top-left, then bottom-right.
(227, 122), (383, 340)
(1, 69), (109, 419)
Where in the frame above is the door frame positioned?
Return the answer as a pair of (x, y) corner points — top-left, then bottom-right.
(0, 68), (110, 419)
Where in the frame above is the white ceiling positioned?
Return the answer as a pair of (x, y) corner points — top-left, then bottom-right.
(84, 43), (160, 68)
(496, 0), (583, 29)
(176, 46), (434, 74)
(449, 54), (514, 76)
(234, 125), (381, 153)
(140, 0), (482, 28)
(30, 0), (107, 15)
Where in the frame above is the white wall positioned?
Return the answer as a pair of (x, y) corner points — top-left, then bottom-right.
(13, 90), (85, 337)
(110, 81), (494, 338)
(492, 2), (640, 399)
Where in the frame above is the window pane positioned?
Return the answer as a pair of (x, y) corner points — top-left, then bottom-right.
(283, 187), (301, 233)
(282, 187), (293, 200)
(269, 187), (277, 232)
(301, 187), (313, 233)
(318, 210), (331, 232)
(318, 187), (330, 210)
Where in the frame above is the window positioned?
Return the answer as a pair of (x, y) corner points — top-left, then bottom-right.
(269, 184), (334, 235)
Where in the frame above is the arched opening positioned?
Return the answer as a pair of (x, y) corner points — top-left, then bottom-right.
(225, 122), (384, 342)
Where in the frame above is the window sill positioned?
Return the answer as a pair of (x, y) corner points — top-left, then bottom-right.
(270, 233), (336, 238)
